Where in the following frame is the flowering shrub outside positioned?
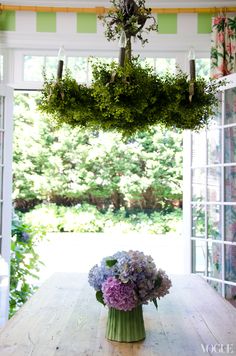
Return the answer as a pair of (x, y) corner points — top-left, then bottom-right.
(88, 250), (171, 311)
(10, 211), (46, 317)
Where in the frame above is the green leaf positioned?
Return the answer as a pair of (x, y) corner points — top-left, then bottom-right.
(152, 298), (158, 310)
(106, 259), (117, 267)
(154, 275), (163, 288)
(96, 291), (105, 306)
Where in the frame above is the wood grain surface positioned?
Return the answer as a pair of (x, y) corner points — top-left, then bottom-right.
(0, 273), (236, 356)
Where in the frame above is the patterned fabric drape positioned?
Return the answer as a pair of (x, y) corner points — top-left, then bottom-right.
(211, 16), (236, 79)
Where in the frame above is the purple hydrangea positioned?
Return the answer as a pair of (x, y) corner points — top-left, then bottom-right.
(88, 250), (172, 310)
(102, 276), (137, 311)
(117, 250), (160, 303)
(19, 231), (30, 243)
(151, 269), (172, 300)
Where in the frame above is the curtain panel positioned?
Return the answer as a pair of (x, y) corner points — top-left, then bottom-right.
(211, 16), (236, 79)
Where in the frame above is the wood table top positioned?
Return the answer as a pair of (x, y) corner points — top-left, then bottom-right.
(0, 273), (236, 356)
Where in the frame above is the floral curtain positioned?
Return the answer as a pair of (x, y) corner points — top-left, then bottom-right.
(211, 16), (236, 79)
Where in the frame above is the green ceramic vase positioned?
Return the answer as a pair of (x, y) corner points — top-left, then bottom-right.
(106, 305), (145, 342)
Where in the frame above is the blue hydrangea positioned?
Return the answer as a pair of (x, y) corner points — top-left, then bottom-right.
(88, 250), (172, 307)
(88, 254), (118, 290)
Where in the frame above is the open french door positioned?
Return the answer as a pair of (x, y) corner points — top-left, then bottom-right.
(184, 73), (236, 304)
(0, 84), (14, 327)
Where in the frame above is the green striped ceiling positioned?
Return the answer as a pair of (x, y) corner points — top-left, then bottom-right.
(37, 12), (56, 32)
(157, 14), (177, 34)
(0, 11), (212, 34)
(0, 11), (15, 31)
(77, 13), (97, 33)
(197, 13), (212, 34)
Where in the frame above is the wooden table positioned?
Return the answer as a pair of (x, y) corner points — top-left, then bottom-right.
(0, 273), (236, 356)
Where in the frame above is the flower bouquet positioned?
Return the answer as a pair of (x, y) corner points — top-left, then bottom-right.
(88, 250), (172, 342)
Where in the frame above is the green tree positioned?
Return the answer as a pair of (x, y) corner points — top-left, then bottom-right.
(13, 93), (48, 207)
(13, 92), (183, 210)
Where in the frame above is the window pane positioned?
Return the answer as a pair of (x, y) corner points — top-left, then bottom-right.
(0, 168), (3, 200)
(207, 279), (222, 296)
(155, 58), (176, 75)
(225, 245), (236, 283)
(192, 205), (205, 237)
(0, 55), (3, 81)
(207, 241), (222, 279)
(0, 203), (2, 236)
(24, 56), (44, 81)
(207, 167), (221, 202)
(225, 88), (236, 125)
(211, 92), (222, 126)
(192, 239), (206, 274)
(225, 166), (236, 202)
(191, 131), (206, 166)
(0, 96), (4, 129)
(225, 205), (236, 242)
(0, 131), (4, 165)
(207, 205), (221, 240)
(207, 128), (221, 165)
(141, 58), (155, 69)
(67, 57), (88, 83)
(225, 284), (236, 307)
(196, 58), (210, 79)
(45, 56), (57, 78)
(192, 168), (205, 201)
(224, 127), (236, 164)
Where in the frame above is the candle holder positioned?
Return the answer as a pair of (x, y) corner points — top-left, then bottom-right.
(188, 47), (196, 102)
(118, 30), (127, 67)
(57, 46), (66, 80)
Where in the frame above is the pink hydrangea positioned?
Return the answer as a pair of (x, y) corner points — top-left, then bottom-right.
(102, 276), (137, 311)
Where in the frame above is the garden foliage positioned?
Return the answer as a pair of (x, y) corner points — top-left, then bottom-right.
(13, 93), (182, 211)
(10, 211), (45, 317)
(22, 203), (182, 235)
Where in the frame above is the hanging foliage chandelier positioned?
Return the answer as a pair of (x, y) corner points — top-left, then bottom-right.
(38, 0), (221, 136)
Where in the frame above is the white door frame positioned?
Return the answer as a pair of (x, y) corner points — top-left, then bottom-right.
(0, 85), (14, 327)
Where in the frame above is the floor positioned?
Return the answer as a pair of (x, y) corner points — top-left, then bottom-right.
(37, 232), (186, 285)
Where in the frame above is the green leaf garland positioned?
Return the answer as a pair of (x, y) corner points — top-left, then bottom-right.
(38, 60), (221, 136)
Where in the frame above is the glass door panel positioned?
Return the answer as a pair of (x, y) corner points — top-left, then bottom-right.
(225, 206), (236, 242)
(225, 245), (236, 283)
(0, 85), (14, 326)
(207, 241), (222, 279)
(0, 96), (4, 254)
(207, 167), (221, 202)
(192, 205), (205, 237)
(225, 88), (236, 125)
(191, 168), (205, 201)
(192, 240), (206, 274)
(207, 205), (221, 240)
(190, 73), (236, 304)
(207, 128), (221, 165)
(191, 131), (206, 166)
(225, 166), (236, 202)
(224, 126), (236, 163)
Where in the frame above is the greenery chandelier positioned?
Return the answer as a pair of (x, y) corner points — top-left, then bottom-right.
(38, 0), (221, 136)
